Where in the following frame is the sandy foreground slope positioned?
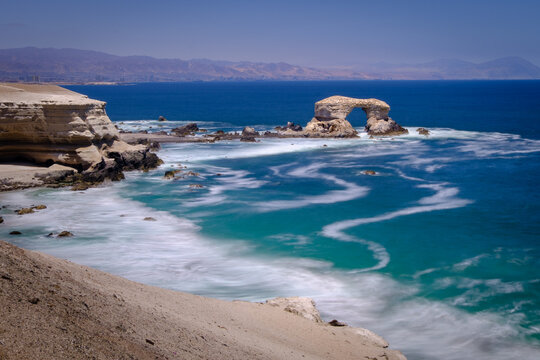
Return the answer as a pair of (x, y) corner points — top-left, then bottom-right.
(0, 241), (406, 360)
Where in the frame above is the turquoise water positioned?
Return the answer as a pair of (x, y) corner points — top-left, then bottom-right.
(1, 81), (540, 359)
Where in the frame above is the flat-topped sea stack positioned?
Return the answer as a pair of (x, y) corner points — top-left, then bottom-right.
(301, 95), (408, 137)
(0, 83), (160, 187)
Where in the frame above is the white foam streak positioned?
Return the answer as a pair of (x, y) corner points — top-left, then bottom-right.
(254, 162), (369, 212)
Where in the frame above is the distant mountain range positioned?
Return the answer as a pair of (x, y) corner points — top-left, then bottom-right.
(0, 47), (538, 83)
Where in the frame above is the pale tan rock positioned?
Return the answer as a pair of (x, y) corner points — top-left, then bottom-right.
(302, 95), (408, 137)
(266, 296), (324, 323)
(0, 83), (161, 188)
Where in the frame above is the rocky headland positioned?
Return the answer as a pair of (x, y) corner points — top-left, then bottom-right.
(0, 83), (161, 191)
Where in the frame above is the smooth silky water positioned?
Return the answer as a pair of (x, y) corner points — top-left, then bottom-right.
(1, 81), (539, 359)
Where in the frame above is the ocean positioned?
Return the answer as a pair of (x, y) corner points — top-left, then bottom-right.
(1, 81), (540, 359)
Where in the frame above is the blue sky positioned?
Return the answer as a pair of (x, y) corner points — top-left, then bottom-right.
(1, 0), (539, 66)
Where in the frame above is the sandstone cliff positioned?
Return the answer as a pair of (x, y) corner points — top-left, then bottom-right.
(0, 83), (160, 188)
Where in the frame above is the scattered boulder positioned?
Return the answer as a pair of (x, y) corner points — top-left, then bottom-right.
(188, 184), (204, 189)
(240, 127), (258, 142)
(57, 231), (74, 237)
(9, 231), (21, 235)
(185, 171), (199, 177)
(417, 127), (430, 136)
(143, 217), (156, 221)
(242, 127), (258, 137)
(276, 122), (303, 132)
(328, 319), (347, 327)
(158, 116), (167, 122)
(266, 297), (323, 323)
(172, 123), (199, 136)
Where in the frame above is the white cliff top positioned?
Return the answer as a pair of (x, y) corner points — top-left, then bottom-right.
(0, 83), (104, 105)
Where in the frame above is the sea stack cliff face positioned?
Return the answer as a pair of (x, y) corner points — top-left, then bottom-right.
(303, 95), (408, 137)
(0, 83), (160, 184)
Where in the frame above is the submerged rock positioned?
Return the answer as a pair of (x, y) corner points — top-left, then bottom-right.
(15, 208), (34, 215)
(158, 116), (167, 122)
(9, 231), (21, 235)
(362, 170), (377, 176)
(57, 231), (73, 237)
(143, 217), (157, 221)
(417, 127), (430, 136)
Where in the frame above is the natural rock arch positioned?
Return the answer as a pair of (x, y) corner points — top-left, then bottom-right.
(304, 95), (408, 137)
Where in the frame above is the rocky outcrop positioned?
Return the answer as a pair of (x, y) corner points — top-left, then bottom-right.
(304, 95), (407, 137)
(266, 296), (404, 357)
(266, 297), (323, 323)
(0, 83), (160, 188)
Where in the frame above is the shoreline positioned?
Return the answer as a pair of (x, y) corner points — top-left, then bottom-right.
(0, 240), (406, 359)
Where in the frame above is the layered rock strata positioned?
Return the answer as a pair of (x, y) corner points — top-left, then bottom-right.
(302, 95), (408, 137)
(0, 83), (160, 187)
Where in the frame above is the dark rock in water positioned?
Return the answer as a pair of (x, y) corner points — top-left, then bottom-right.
(143, 217), (157, 221)
(185, 171), (199, 177)
(32, 205), (47, 210)
(158, 116), (167, 122)
(417, 127), (430, 136)
(47, 232), (54, 237)
(362, 170), (377, 176)
(328, 319), (347, 327)
(15, 208), (34, 215)
(9, 231), (22, 235)
(189, 184), (204, 189)
(215, 130), (225, 135)
(240, 136), (256, 142)
(164, 169), (183, 179)
(57, 231), (73, 237)
(172, 123), (199, 136)
(0, 216), (3, 224)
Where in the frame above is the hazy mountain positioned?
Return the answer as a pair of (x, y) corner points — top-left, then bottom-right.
(0, 47), (538, 82)
(0, 47), (368, 82)
(358, 57), (540, 80)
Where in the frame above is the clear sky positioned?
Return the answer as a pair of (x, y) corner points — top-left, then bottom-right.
(1, 0), (539, 67)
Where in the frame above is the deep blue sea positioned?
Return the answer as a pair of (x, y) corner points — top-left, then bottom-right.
(2, 81), (540, 359)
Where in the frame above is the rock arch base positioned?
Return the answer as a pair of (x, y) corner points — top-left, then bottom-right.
(304, 96), (408, 137)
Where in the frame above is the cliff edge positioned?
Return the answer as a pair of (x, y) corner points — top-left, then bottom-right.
(0, 83), (161, 190)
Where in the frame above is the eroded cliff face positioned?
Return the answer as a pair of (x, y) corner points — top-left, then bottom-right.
(0, 83), (160, 186)
(302, 95), (408, 137)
